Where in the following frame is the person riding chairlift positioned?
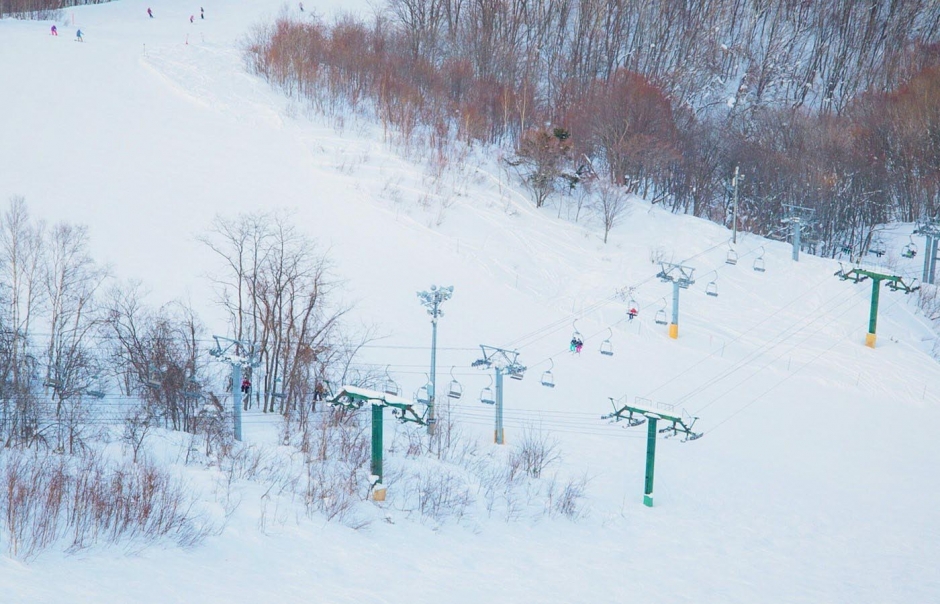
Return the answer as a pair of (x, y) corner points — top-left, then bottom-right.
(240, 377), (251, 394)
(628, 307), (638, 321)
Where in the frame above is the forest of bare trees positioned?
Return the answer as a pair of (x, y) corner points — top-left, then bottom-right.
(0, 199), (353, 458)
(246, 0), (940, 254)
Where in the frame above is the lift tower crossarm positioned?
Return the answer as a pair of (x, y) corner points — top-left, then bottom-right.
(602, 397), (702, 507)
(834, 267), (919, 348)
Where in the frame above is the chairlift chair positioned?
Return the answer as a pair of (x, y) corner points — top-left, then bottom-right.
(705, 272), (719, 297)
(599, 327), (614, 356)
(480, 375), (496, 404)
(382, 365), (401, 396)
(415, 379), (431, 404)
(753, 247), (766, 272)
(726, 249), (738, 265)
(540, 359), (556, 388)
(902, 236), (917, 259)
(447, 366), (463, 399)
(654, 298), (668, 325)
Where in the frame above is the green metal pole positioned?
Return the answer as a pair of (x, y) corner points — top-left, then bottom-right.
(644, 417), (658, 507)
(371, 403), (383, 482)
(867, 277), (882, 348)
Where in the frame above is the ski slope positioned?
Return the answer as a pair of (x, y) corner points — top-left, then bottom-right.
(1, 1), (940, 602)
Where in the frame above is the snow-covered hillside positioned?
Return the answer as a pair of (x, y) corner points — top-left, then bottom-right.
(1, 1), (939, 602)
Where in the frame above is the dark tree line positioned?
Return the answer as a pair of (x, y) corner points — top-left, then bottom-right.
(247, 0), (940, 252)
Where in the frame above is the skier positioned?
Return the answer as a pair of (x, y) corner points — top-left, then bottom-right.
(299, 2), (304, 11)
(628, 307), (638, 321)
(570, 337), (578, 352)
(200, 7), (204, 19)
(147, 7), (153, 18)
(240, 377), (251, 394)
(75, 28), (83, 42)
(50, 24), (58, 36)
(575, 338), (583, 353)
(190, 14), (194, 23)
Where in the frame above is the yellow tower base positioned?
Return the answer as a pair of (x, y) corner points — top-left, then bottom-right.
(373, 486), (387, 501)
(668, 323), (678, 339)
(865, 332), (876, 348)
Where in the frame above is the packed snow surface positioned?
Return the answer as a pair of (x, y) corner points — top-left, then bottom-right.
(1, 1), (939, 602)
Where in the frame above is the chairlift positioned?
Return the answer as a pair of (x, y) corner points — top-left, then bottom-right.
(480, 375), (496, 405)
(447, 366), (463, 399)
(599, 327), (614, 356)
(753, 246), (766, 272)
(726, 245), (738, 265)
(540, 358), (556, 388)
(705, 272), (719, 297)
(569, 319), (583, 352)
(626, 296), (639, 320)
(509, 367), (525, 380)
(869, 240), (886, 257)
(415, 375), (431, 404)
(902, 235), (917, 259)
(382, 365), (401, 397)
(654, 298), (668, 325)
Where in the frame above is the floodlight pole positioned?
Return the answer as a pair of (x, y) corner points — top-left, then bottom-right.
(418, 285), (453, 435)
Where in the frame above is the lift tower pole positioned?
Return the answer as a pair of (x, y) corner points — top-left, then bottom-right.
(782, 205), (815, 262)
(835, 267), (919, 348)
(656, 262), (696, 339)
(603, 397), (702, 507)
(916, 221), (940, 285)
(472, 345), (525, 444)
(209, 336), (259, 442)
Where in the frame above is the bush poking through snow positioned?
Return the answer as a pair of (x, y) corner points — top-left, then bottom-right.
(0, 448), (211, 559)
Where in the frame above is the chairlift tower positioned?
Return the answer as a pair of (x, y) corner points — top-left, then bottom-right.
(472, 345), (525, 444)
(602, 397), (702, 507)
(656, 262), (696, 339)
(834, 267), (919, 348)
(329, 386), (427, 501)
(417, 285), (454, 436)
(915, 221), (940, 285)
(731, 166), (743, 244)
(209, 336), (260, 442)
(782, 205), (816, 262)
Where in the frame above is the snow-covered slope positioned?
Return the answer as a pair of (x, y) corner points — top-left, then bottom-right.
(1, 1), (939, 602)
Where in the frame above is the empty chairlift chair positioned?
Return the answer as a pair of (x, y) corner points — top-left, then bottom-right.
(599, 327), (614, 356)
(753, 247), (766, 272)
(540, 359), (556, 388)
(382, 365), (401, 396)
(726, 242), (738, 265)
(447, 366), (463, 399)
(654, 298), (668, 325)
(415, 375), (432, 404)
(480, 375), (496, 405)
(706, 272), (719, 297)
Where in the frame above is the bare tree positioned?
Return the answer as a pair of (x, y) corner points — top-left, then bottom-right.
(594, 180), (630, 244)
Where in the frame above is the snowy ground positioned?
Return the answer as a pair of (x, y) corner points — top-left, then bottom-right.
(1, 1), (940, 602)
